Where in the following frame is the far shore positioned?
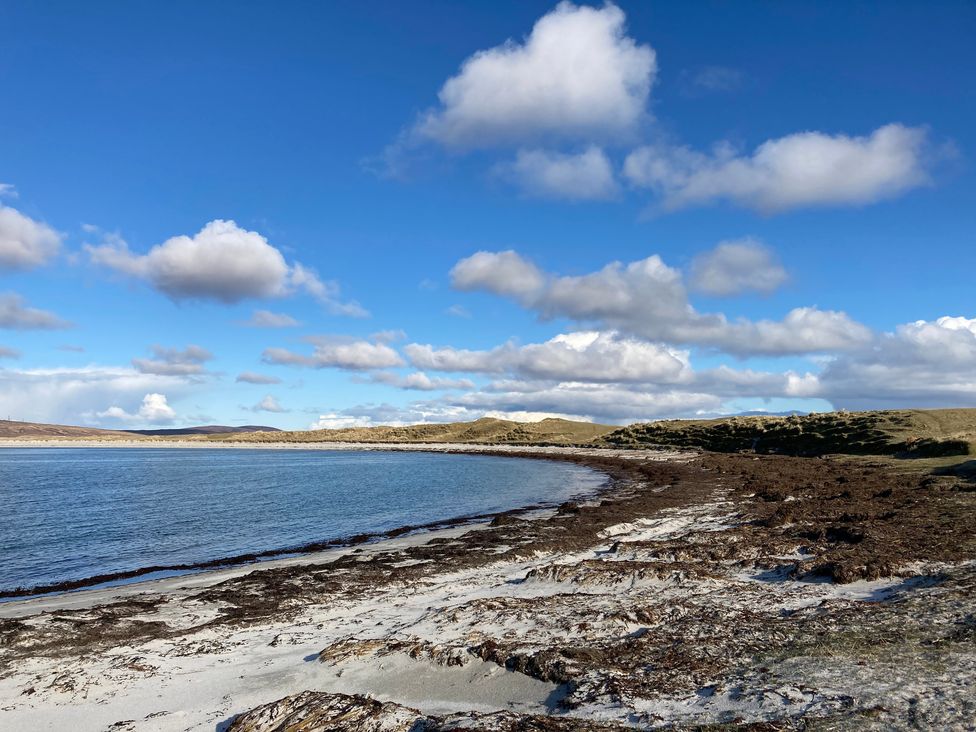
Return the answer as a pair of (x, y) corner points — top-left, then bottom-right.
(0, 439), (637, 453)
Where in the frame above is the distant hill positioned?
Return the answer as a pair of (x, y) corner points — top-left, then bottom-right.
(126, 425), (281, 436)
(0, 420), (139, 440)
(0, 420), (279, 440)
(596, 409), (976, 457)
(212, 417), (616, 446)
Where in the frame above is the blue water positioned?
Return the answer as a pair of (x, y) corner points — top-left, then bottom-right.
(0, 448), (603, 593)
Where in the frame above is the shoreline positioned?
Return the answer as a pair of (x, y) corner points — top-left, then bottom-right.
(0, 439), (636, 451)
(0, 445), (665, 603)
(0, 520), (500, 620)
(0, 443), (611, 604)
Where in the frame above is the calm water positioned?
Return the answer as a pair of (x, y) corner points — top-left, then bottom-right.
(0, 448), (602, 593)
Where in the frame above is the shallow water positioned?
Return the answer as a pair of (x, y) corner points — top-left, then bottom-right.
(0, 448), (603, 593)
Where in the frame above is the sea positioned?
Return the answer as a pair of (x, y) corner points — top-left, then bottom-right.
(0, 448), (603, 595)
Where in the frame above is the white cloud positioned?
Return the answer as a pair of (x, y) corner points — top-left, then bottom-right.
(86, 220), (366, 315)
(500, 147), (618, 200)
(310, 402), (474, 430)
(690, 238), (788, 296)
(0, 184), (17, 199)
(451, 250), (546, 299)
(0, 365), (191, 425)
(452, 382), (722, 422)
(450, 250), (870, 356)
(132, 344), (213, 376)
(243, 310), (300, 328)
(236, 371), (282, 385)
(300, 314), (976, 425)
(406, 331), (690, 383)
(816, 315), (976, 409)
(368, 371), (476, 391)
(0, 346), (20, 359)
(404, 342), (512, 374)
(0, 293), (71, 330)
(263, 336), (405, 370)
(251, 394), (288, 413)
(98, 392), (177, 425)
(413, 2), (655, 149)
(0, 205), (62, 271)
(624, 124), (932, 213)
(310, 413), (376, 430)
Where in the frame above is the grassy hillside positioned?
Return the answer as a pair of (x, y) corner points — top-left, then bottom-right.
(210, 417), (616, 446)
(125, 425), (280, 436)
(597, 409), (976, 457)
(0, 420), (141, 440)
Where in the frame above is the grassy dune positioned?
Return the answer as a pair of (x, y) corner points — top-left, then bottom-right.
(597, 408), (976, 457)
(209, 416), (616, 446)
(216, 408), (976, 458)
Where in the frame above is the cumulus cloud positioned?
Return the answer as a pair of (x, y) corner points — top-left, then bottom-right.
(368, 371), (476, 391)
(450, 250), (869, 356)
(816, 315), (976, 409)
(0, 293), (71, 330)
(98, 392), (177, 425)
(250, 394), (288, 413)
(0, 205), (62, 271)
(451, 250), (545, 299)
(499, 147), (618, 200)
(406, 331), (690, 383)
(263, 335), (405, 370)
(132, 344), (213, 376)
(297, 314), (976, 425)
(412, 2), (655, 150)
(624, 124), (933, 213)
(236, 371), (282, 385)
(689, 238), (788, 296)
(452, 382), (721, 422)
(310, 403), (474, 430)
(243, 310), (300, 328)
(86, 220), (366, 315)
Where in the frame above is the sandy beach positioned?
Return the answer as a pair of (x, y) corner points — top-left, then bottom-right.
(1, 445), (974, 730)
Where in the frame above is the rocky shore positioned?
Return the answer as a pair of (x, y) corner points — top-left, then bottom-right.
(0, 446), (974, 730)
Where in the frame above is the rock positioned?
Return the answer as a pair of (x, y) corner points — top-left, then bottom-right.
(226, 691), (422, 732)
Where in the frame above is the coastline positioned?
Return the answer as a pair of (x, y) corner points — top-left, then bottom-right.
(0, 439), (638, 451)
(1, 448), (973, 729)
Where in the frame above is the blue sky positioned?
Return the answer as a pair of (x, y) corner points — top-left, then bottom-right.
(0, 0), (974, 428)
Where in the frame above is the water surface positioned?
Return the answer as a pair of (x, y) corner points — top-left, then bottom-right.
(0, 448), (602, 594)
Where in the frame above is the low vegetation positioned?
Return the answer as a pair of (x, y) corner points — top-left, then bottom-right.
(596, 408), (976, 458)
(209, 416), (616, 446)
